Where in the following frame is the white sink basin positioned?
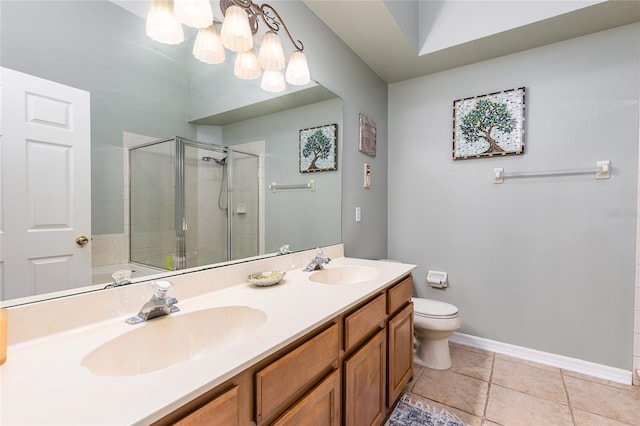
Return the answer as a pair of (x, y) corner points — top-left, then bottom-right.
(82, 306), (267, 376)
(308, 265), (379, 285)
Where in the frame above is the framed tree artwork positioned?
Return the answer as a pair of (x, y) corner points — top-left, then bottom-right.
(452, 87), (526, 160)
(299, 123), (338, 173)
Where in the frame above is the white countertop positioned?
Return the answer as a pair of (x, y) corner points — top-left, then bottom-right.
(0, 251), (415, 425)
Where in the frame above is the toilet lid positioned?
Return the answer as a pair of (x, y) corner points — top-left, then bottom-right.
(412, 297), (458, 318)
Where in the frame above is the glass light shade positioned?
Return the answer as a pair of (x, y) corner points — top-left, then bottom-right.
(146, 0), (184, 45)
(257, 31), (285, 71)
(234, 49), (261, 80)
(220, 5), (253, 52)
(174, 0), (213, 29)
(285, 51), (311, 85)
(261, 69), (286, 93)
(193, 25), (225, 64)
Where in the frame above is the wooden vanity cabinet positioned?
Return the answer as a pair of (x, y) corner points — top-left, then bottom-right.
(344, 329), (387, 425)
(386, 276), (414, 408)
(342, 293), (387, 425)
(157, 274), (414, 426)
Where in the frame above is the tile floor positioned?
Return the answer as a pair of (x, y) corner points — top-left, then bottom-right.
(403, 343), (640, 426)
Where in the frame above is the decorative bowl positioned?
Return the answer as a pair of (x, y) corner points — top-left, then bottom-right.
(248, 270), (286, 287)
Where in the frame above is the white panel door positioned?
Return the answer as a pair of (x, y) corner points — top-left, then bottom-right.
(0, 67), (91, 300)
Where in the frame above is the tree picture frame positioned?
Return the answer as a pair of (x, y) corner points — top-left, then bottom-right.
(299, 123), (338, 173)
(453, 87), (526, 160)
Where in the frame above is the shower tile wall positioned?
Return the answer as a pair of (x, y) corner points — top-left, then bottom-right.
(231, 155), (258, 259)
(195, 148), (227, 266)
(236, 140), (265, 256)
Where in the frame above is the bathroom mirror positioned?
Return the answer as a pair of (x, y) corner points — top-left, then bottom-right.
(0, 0), (342, 305)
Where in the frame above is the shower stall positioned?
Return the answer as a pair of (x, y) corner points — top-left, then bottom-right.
(129, 137), (259, 271)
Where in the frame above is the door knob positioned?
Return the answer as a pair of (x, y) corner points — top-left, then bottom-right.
(75, 235), (89, 246)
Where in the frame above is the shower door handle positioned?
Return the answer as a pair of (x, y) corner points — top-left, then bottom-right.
(75, 235), (89, 246)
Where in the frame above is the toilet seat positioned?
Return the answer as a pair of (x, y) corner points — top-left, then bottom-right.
(412, 297), (459, 319)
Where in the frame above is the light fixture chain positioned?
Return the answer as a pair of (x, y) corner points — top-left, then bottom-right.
(223, 0), (304, 52)
(259, 3), (304, 52)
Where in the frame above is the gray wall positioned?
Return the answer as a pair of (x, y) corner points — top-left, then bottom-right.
(222, 99), (342, 252)
(271, 1), (390, 261)
(388, 23), (639, 369)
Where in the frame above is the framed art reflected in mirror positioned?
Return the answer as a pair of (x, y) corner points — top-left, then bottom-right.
(299, 123), (338, 173)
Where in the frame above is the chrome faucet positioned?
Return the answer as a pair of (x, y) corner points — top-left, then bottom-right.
(304, 248), (331, 271)
(126, 280), (179, 325)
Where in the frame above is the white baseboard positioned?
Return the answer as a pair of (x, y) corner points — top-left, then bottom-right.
(449, 332), (633, 385)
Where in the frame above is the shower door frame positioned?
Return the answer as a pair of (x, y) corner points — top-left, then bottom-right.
(129, 136), (259, 271)
(177, 137), (233, 271)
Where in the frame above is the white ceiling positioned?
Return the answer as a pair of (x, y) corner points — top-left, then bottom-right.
(112, 0), (640, 85)
(303, 0), (640, 84)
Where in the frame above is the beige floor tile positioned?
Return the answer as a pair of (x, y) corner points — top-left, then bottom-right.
(565, 375), (640, 425)
(562, 369), (637, 391)
(494, 353), (561, 373)
(491, 356), (567, 404)
(404, 365), (425, 393)
(412, 367), (489, 417)
(451, 344), (494, 382)
(405, 392), (483, 426)
(486, 384), (574, 426)
(451, 342), (493, 356)
(573, 408), (635, 426)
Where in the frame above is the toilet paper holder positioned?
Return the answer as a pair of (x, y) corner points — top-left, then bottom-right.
(427, 270), (448, 289)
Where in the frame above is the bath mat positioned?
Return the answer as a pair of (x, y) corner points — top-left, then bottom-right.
(385, 393), (469, 426)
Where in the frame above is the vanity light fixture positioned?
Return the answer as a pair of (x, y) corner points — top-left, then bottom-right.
(145, 0), (311, 92)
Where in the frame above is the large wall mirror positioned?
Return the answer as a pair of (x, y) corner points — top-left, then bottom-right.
(0, 0), (342, 305)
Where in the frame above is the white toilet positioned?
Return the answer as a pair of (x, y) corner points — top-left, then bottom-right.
(412, 297), (461, 370)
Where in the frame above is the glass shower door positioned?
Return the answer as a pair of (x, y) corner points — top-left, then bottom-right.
(183, 143), (230, 268)
(129, 138), (176, 270)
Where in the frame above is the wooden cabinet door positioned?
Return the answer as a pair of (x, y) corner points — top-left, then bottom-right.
(255, 324), (339, 424)
(272, 369), (340, 426)
(174, 385), (239, 426)
(387, 303), (414, 407)
(344, 330), (386, 426)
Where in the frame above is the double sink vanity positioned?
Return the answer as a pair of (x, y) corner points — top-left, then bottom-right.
(0, 245), (416, 425)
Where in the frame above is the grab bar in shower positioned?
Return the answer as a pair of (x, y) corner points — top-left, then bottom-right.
(269, 180), (316, 192)
(493, 160), (610, 184)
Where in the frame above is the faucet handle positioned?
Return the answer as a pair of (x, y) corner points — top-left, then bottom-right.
(279, 244), (291, 255)
(152, 280), (173, 299)
(316, 247), (326, 257)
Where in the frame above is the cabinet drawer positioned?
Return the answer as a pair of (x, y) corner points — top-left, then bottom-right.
(344, 294), (386, 352)
(255, 324), (339, 424)
(388, 276), (413, 315)
(174, 385), (239, 426)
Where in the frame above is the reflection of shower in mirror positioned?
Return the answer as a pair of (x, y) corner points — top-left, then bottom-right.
(129, 137), (259, 271)
(202, 156), (229, 215)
